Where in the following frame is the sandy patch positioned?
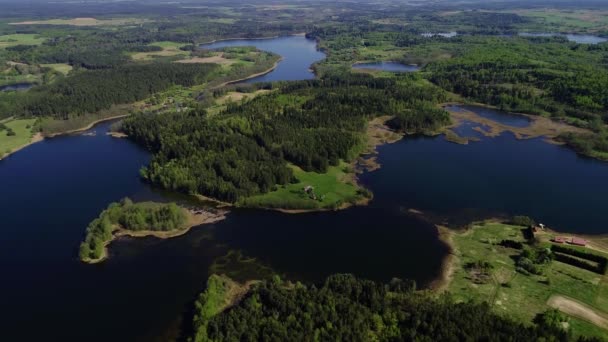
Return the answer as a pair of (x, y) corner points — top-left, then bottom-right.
(548, 295), (608, 329)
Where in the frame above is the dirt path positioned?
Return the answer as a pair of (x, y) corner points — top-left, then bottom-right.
(547, 295), (608, 329)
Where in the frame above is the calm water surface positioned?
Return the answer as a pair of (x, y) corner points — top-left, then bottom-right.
(200, 35), (325, 82)
(352, 62), (420, 72)
(2, 37), (608, 341)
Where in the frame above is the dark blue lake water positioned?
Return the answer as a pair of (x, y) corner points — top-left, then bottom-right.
(200, 35), (325, 83)
(352, 62), (420, 72)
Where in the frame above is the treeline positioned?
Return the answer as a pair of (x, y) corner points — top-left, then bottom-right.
(190, 274), (598, 341)
(79, 198), (186, 262)
(121, 74), (449, 202)
(2, 63), (219, 119)
(551, 245), (608, 275)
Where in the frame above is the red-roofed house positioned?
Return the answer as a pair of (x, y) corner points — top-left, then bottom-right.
(552, 236), (569, 244)
(570, 238), (588, 247)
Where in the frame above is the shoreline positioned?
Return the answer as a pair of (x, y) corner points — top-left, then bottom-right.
(0, 132), (43, 161)
(0, 114), (129, 161)
(82, 208), (228, 264)
(46, 114), (129, 138)
(213, 57), (283, 88)
(199, 32), (307, 46)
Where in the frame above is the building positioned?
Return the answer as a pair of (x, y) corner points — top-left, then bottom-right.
(570, 238), (588, 247)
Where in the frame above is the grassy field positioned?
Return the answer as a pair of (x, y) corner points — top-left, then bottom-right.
(0, 118), (38, 158)
(41, 63), (73, 75)
(238, 162), (367, 210)
(131, 41), (190, 61)
(447, 221), (608, 339)
(0, 34), (46, 48)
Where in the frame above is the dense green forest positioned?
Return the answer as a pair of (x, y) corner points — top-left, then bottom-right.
(121, 73), (449, 202)
(0, 63), (219, 120)
(79, 198), (186, 262)
(191, 274), (601, 342)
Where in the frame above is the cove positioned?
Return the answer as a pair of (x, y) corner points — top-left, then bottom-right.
(352, 62), (420, 72)
(199, 35), (325, 82)
(363, 124), (608, 234)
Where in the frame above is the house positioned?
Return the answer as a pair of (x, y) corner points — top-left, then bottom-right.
(552, 236), (569, 244)
(570, 238), (588, 247)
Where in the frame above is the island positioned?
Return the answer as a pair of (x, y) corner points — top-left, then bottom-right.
(79, 198), (227, 263)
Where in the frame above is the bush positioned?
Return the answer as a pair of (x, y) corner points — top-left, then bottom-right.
(511, 215), (536, 227)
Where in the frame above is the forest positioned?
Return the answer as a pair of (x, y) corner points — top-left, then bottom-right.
(191, 273), (600, 342)
(79, 198), (186, 262)
(0, 63), (219, 120)
(121, 73), (450, 203)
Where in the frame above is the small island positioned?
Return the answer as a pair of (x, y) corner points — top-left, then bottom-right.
(79, 198), (227, 263)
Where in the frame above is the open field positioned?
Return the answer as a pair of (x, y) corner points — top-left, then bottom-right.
(175, 55), (235, 65)
(131, 41), (189, 61)
(9, 17), (148, 27)
(238, 162), (367, 211)
(41, 63), (73, 75)
(0, 119), (39, 159)
(0, 34), (46, 48)
(445, 221), (608, 339)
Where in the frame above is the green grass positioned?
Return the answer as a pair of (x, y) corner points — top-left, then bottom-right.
(0, 34), (45, 48)
(0, 118), (37, 157)
(131, 41), (189, 61)
(239, 162), (366, 210)
(448, 222), (608, 339)
(41, 63), (73, 75)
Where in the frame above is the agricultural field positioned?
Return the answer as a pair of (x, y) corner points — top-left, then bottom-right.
(447, 221), (608, 339)
(0, 34), (45, 48)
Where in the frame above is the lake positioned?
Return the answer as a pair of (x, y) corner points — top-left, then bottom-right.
(352, 62), (420, 72)
(200, 35), (325, 82)
(2, 36), (608, 341)
(519, 32), (608, 44)
(0, 82), (33, 92)
(0, 120), (448, 341)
